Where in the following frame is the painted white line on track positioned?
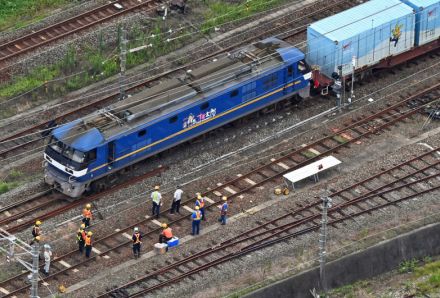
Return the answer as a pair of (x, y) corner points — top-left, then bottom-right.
(114, 228), (121, 232)
(236, 174), (243, 177)
(92, 247), (102, 254)
(0, 287), (10, 294)
(58, 260), (71, 268)
(183, 205), (195, 213)
(277, 162), (290, 170)
(308, 148), (320, 155)
(122, 233), (132, 239)
(213, 191), (223, 197)
(244, 178), (256, 185)
(4, 211), (11, 217)
(418, 143), (440, 157)
(224, 186), (237, 194)
(204, 197), (215, 204)
(151, 219), (162, 226)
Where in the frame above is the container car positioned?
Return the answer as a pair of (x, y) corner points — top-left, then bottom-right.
(306, 0), (415, 78)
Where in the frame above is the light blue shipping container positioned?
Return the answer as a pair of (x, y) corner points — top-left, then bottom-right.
(401, 0), (440, 46)
(306, 0), (415, 78)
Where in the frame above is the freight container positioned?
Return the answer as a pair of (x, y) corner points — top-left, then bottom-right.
(306, 0), (415, 78)
(401, 0), (440, 46)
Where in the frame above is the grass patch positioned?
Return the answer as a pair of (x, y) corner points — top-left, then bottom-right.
(333, 135), (349, 144)
(201, 0), (286, 33)
(300, 149), (318, 159)
(399, 258), (418, 274)
(0, 0), (69, 31)
(0, 182), (19, 195)
(415, 260), (440, 295)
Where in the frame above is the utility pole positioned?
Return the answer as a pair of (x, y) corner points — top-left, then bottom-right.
(319, 196), (332, 297)
(0, 228), (40, 298)
(347, 56), (356, 106)
(333, 66), (342, 111)
(119, 26), (127, 101)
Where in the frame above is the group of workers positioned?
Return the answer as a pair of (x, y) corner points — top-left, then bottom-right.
(29, 185), (230, 271)
(151, 186), (229, 236)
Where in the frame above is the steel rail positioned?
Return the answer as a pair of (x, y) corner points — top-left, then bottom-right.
(2, 91), (438, 296)
(0, 0), (158, 64)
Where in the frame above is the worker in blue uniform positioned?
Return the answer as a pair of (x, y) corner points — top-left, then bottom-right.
(218, 196), (228, 225)
(191, 206), (202, 235)
(195, 193), (206, 221)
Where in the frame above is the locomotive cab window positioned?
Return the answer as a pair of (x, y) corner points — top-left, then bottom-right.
(169, 115), (178, 123)
(86, 149), (97, 162)
(287, 66), (293, 76)
(200, 102), (210, 110)
(298, 60), (307, 74)
(138, 129), (147, 137)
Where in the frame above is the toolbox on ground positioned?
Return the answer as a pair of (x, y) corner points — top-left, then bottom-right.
(167, 237), (179, 248)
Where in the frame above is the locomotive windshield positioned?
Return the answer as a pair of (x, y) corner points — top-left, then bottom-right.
(46, 136), (96, 170)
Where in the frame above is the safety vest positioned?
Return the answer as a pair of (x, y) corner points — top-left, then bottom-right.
(77, 229), (85, 242)
(85, 236), (92, 246)
(133, 233), (141, 244)
(83, 209), (92, 219)
(32, 226), (40, 237)
(196, 198), (205, 208)
(193, 210), (201, 221)
(162, 228), (173, 238)
(152, 191), (161, 204)
(221, 203), (228, 215)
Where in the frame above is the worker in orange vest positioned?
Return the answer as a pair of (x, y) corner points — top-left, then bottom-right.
(132, 227), (142, 259)
(77, 223), (86, 254)
(159, 223), (173, 244)
(30, 220), (42, 245)
(82, 204), (93, 228)
(84, 231), (93, 258)
(195, 193), (206, 221)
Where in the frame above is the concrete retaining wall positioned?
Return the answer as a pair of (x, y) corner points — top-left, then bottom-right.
(245, 223), (440, 298)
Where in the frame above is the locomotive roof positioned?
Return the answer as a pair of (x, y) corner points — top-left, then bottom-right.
(54, 38), (302, 150)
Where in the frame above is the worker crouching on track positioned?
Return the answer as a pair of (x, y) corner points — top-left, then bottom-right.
(195, 193), (206, 221)
(82, 204), (93, 228)
(151, 185), (162, 219)
(132, 227), (142, 259)
(84, 231), (93, 258)
(30, 220), (42, 245)
(191, 206), (202, 236)
(159, 223), (173, 243)
(77, 223), (86, 254)
(218, 196), (228, 225)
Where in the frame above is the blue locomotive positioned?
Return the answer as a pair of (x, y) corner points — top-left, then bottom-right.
(44, 37), (312, 197)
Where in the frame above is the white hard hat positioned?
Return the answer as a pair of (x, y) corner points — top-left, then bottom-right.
(44, 244), (51, 250)
(134, 227), (139, 232)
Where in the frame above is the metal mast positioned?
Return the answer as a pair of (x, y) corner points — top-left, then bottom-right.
(119, 26), (127, 101)
(319, 196), (332, 297)
(0, 228), (40, 298)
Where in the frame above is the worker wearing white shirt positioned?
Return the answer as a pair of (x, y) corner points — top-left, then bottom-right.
(170, 186), (183, 214)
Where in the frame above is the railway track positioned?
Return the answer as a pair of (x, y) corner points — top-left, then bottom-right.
(0, 0), (158, 65)
(0, 0), (357, 162)
(0, 84), (439, 297)
(0, 166), (166, 235)
(97, 145), (440, 297)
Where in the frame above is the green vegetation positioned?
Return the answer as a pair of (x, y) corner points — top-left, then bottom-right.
(399, 258), (418, 274)
(300, 149), (318, 159)
(0, 0), (68, 30)
(201, 0), (286, 33)
(333, 135), (349, 144)
(0, 0), (291, 118)
(0, 169), (24, 195)
(415, 259), (440, 295)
